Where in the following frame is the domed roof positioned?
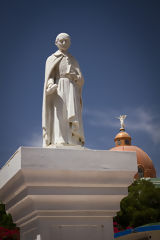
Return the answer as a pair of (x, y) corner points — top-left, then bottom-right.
(110, 115), (156, 179)
(110, 145), (156, 179)
(115, 131), (131, 141)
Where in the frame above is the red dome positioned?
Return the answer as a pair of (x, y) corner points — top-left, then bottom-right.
(110, 145), (156, 179)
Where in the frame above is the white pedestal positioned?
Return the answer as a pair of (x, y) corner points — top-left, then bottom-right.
(0, 147), (137, 240)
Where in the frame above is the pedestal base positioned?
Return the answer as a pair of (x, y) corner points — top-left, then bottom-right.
(0, 147), (137, 240)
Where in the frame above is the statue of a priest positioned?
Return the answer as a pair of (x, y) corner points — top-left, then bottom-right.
(42, 33), (85, 147)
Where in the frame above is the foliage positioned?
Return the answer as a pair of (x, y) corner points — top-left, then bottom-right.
(0, 227), (19, 240)
(114, 179), (160, 228)
(0, 203), (19, 240)
(113, 221), (132, 233)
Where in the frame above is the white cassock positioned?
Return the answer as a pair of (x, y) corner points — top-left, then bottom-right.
(42, 50), (85, 147)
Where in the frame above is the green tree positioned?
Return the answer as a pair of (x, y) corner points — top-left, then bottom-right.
(0, 202), (16, 229)
(114, 179), (160, 228)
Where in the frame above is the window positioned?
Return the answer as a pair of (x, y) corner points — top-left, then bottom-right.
(125, 139), (130, 145)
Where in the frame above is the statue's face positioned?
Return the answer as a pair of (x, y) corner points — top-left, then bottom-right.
(56, 36), (70, 51)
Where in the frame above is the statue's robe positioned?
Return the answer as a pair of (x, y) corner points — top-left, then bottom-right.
(42, 50), (85, 146)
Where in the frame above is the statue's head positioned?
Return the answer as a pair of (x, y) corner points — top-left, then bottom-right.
(55, 33), (71, 52)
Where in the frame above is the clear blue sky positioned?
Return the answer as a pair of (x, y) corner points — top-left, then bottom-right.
(0, 0), (160, 176)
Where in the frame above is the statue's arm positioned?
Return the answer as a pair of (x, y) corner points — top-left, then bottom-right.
(45, 56), (58, 95)
(76, 73), (84, 87)
(70, 56), (84, 87)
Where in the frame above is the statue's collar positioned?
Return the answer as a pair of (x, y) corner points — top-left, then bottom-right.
(54, 50), (68, 57)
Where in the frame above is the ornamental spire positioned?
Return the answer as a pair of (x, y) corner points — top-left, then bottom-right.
(116, 115), (127, 131)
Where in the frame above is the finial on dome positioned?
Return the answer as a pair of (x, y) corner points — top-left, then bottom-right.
(116, 115), (127, 131)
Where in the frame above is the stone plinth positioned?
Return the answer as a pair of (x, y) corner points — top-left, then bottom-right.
(0, 147), (137, 240)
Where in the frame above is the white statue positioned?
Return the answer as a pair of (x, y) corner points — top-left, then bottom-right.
(42, 33), (85, 147)
(116, 115), (127, 129)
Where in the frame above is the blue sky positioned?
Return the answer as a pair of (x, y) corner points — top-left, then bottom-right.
(0, 0), (160, 176)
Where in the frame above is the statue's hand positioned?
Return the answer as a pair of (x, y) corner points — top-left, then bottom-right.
(46, 78), (58, 95)
(64, 73), (77, 81)
(72, 74), (83, 87)
(46, 84), (58, 95)
(66, 73), (83, 86)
